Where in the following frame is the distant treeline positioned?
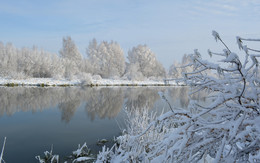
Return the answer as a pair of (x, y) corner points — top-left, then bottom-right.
(0, 37), (189, 80)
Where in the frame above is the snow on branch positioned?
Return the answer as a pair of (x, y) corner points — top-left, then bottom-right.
(0, 137), (6, 163)
(181, 30), (260, 162)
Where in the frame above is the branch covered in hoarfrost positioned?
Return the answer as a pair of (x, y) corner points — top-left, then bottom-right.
(0, 137), (6, 163)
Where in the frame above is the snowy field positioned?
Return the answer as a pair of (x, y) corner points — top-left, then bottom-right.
(0, 77), (185, 87)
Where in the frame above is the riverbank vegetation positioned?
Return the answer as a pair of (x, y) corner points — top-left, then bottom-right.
(0, 36), (198, 83)
(0, 38), (168, 81)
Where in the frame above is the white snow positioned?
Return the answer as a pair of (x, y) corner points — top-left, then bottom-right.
(0, 77), (81, 86)
(0, 77), (184, 87)
(221, 52), (238, 62)
(72, 157), (94, 162)
(91, 78), (183, 86)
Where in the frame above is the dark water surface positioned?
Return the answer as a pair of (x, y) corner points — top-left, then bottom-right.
(0, 86), (201, 162)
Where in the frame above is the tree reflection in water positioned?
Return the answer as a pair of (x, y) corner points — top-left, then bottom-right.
(124, 87), (161, 111)
(168, 87), (207, 108)
(0, 87), (63, 116)
(0, 87), (205, 122)
(84, 88), (124, 120)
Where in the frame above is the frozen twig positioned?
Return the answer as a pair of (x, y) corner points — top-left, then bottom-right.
(0, 137), (6, 163)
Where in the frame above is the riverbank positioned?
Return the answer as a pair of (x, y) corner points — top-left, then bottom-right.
(0, 78), (185, 87)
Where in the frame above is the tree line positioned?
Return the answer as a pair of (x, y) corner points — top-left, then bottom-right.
(0, 37), (189, 80)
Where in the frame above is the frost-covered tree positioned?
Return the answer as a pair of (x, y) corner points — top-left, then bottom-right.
(0, 42), (64, 79)
(86, 39), (98, 74)
(18, 46), (64, 78)
(0, 43), (17, 77)
(59, 36), (83, 79)
(87, 39), (125, 78)
(126, 45), (166, 80)
(30, 47), (54, 78)
(59, 36), (82, 62)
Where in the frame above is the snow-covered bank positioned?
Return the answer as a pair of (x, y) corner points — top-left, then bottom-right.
(0, 78), (185, 87)
(90, 78), (185, 86)
(0, 78), (81, 86)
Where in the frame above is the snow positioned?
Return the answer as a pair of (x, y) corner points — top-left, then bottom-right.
(221, 52), (238, 62)
(0, 77), (82, 86)
(0, 77), (184, 87)
(91, 78), (183, 86)
(212, 30), (220, 42)
(72, 157), (94, 162)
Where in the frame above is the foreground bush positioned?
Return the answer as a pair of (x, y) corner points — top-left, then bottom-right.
(96, 31), (260, 162)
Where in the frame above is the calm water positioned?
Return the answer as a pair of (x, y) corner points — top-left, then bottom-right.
(0, 86), (202, 162)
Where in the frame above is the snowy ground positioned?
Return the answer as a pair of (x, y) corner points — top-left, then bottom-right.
(0, 77), (81, 86)
(0, 77), (185, 87)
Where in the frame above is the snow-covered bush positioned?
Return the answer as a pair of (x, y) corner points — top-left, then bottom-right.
(96, 108), (162, 163)
(180, 31), (260, 162)
(35, 146), (59, 163)
(71, 143), (95, 163)
(36, 143), (94, 163)
(96, 31), (260, 162)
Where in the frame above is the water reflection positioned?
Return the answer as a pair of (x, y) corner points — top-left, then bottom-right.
(0, 86), (205, 122)
(125, 88), (161, 110)
(0, 87), (61, 116)
(59, 99), (81, 123)
(84, 88), (124, 120)
(168, 87), (207, 108)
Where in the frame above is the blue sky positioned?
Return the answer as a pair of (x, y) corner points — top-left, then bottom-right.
(1, 0), (260, 68)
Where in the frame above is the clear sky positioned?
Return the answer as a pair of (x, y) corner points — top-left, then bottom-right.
(1, 0), (260, 68)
